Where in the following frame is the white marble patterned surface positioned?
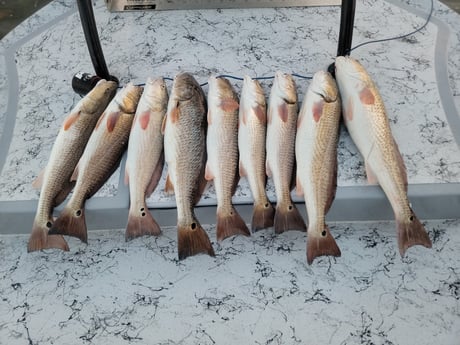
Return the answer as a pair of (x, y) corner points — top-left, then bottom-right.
(0, 0), (460, 204)
(0, 219), (459, 344)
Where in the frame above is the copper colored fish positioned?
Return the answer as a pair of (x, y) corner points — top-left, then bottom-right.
(125, 78), (168, 241)
(296, 71), (341, 264)
(49, 83), (142, 242)
(206, 76), (250, 242)
(28, 79), (117, 252)
(163, 72), (215, 260)
(335, 56), (432, 256)
(238, 75), (275, 231)
(266, 72), (306, 234)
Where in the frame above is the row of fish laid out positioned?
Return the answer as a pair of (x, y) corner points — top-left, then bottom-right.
(28, 56), (432, 264)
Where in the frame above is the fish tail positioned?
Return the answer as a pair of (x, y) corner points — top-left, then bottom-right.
(307, 224), (341, 265)
(177, 220), (215, 260)
(49, 207), (88, 243)
(28, 222), (69, 252)
(397, 210), (432, 256)
(274, 203), (306, 234)
(125, 209), (161, 241)
(251, 201), (275, 232)
(216, 206), (250, 242)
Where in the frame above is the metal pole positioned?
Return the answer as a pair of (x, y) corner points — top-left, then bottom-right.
(76, 0), (110, 79)
(337, 0), (356, 56)
(328, 0), (356, 76)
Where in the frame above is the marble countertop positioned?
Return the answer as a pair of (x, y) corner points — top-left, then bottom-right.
(0, 1), (460, 344)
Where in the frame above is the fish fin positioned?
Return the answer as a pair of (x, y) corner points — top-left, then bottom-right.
(177, 220), (215, 260)
(296, 176), (304, 197)
(216, 206), (250, 242)
(324, 157), (338, 213)
(49, 207), (88, 243)
(70, 160), (80, 182)
(207, 109), (212, 125)
(139, 111), (150, 130)
(343, 97), (354, 122)
(146, 153), (164, 197)
(278, 103), (288, 123)
(205, 162), (214, 181)
(397, 210), (432, 257)
(195, 173), (208, 205)
(365, 161), (379, 185)
(125, 208), (161, 241)
(241, 109), (247, 126)
(253, 105), (266, 124)
(107, 111), (122, 132)
(95, 111), (107, 130)
(274, 203), (306, 234)
(313, 101), (324, 123)
(220, 98), (239, 113)
(28, 222), (69, 252)
(239, 160), (246, 177)
(251, 201), (275, 231)
(359, 87), (375, 105)
(164, 173), (174, 195)
(161, 114), (167, 135)
(307, 224), (341, 265)
(53, 181), (75, 207)
(266, 160), (272, 178)
(170, 104), (180, 123)
(63, 110), (81, 131)
(32, 168), (46, 190)
(267, 107), (272, 125)
(125, 167), (129, 186)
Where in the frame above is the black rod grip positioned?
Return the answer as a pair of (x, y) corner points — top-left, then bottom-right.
(337, 0), (356, 57)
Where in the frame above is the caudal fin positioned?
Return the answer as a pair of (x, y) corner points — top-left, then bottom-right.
(307, 224), (341, 265)
(251, 201), (275, 232)
(28, 222), (69, 252)
(274, 203), (306, 234)
(49, 207), (88, 243)
(397, 210), (432, 256)
(177, 221), (215, 260)
(216, 207), (250, 242)
(125, 209), (161, 241)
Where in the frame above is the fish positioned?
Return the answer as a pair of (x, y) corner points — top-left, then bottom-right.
(238, 75), (275, 231)
(296, 70), (342, 264)
(49, 83), (142, 242)
(124, 78), (168, 241)
(28, 79), (118, 252)
(163, 72), (215, 260)
(334, 56), (432, 256)
(266, 71), (306, 234)
(206, 76), (250, 242)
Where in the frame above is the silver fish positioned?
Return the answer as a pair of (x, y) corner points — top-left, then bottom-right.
(238, 75), (275, 231)
(335, 56), (431, 256)
(206, 76), (250, 242)
(163, 72), (215, 260)
(28, 79), (117, 252)
(125, 77), (168, 241)
(266, 71), (306, 234)
(296, 70), (341, 264)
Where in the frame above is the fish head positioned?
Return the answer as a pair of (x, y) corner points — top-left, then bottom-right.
(335, 56), (371, 91)
(242, 75), (266, 107)
(116, 83), (143, 114)
(310, 70), (338, 103)
(208, 75), (238, 103)
(173, 72), (203, 102)
(145, 77), (169, 109)
(82, 79), (118, 114)
(273, 71), (297, 105)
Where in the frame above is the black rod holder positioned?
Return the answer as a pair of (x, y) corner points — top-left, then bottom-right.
(337, 0), (356, 56)
(76, 0), (111, 79)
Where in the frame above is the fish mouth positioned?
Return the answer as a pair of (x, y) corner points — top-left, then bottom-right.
(312, 90), (337, 103)
(275, 71), (297, 104)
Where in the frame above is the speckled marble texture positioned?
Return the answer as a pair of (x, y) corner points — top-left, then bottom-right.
(0, 219), (459, 344)
(0, 0), (460, 204)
